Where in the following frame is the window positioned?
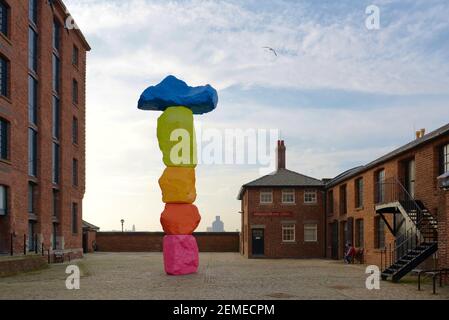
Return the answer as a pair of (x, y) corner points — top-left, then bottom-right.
(282, 224), (295, 242)
(28, 221), (35, 252)
(52, 54), (60, 93)
(304, 189), (317, 204)
(327, 190), (334, 215)
(0, 118), (8, 160)
(52, 142), (59, 184)
(52, 223), (58, 250)
(0, 185), (7, 215)
(73, 158), (78, 186)
(340, 184), (347, 215)
(72, 117), (78, 144)
(375, 169), (385, 204)
(52, 96), (60, 139)
(28, 76), (37, 125)
(0, 56), (8, 97)
(28, 28), (38, 72)
(355, 219), (364, 248)
(52, 189), (59, 217)
(304, 224), (317, 242)
(28, 182), (36, 214)
(355, 178), (364, 208)
(0, 1), (8, 36)
(28, 128), (37, 177)
(72, 203), (78, 234)
(282, 189), (295, 204)
(72, 45), (79, 66)
(260, 190), (273, 204)
(441, 143), (449, 175)
(72, 79), (78, 104)
(375, 217), (386, 249)
(29, 0), (37, 24)
(53, 20), (60, 51)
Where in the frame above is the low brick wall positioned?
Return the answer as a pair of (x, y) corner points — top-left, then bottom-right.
(96, 232), (240, 253)
(0, 256), (48, 277)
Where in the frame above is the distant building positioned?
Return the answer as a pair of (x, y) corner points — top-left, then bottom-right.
(208, 216), (224, 232)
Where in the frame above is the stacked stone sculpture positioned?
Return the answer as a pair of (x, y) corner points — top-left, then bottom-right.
(138, 75), (218, 275)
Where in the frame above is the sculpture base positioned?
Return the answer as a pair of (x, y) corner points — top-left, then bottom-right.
(163, 235), (199, 276)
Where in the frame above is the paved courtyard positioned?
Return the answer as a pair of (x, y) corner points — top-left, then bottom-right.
(0, 253), (448, 300)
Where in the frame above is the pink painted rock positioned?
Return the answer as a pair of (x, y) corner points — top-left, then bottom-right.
(163, 235), (199, 276)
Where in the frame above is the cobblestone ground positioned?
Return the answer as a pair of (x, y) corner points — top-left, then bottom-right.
(0, 253), (448, 300)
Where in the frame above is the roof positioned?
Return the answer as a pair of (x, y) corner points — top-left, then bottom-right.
(82, 220), (100, 231)
(327, 122), (449, 188)
(237, 169), (324, 200)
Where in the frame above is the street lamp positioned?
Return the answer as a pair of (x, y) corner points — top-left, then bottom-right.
(121, 219), (125, 232)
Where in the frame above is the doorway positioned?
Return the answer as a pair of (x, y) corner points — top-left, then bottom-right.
(404, 159), (416, 198)
(251, 229), (264, 256)
(331, 222), (339, 259)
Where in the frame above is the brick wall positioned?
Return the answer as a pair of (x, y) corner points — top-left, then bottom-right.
(0, 256), (48, 277)
(96, 232), (240, 253)
(242, 187), (326, 259)
(0, 0), (89, 255)
(326, 135), (449, 266)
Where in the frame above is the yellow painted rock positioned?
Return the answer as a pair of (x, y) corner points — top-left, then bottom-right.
(159, 167), (196, 204)
(160, 204), (201, 235)
(157, 106), (197, 168)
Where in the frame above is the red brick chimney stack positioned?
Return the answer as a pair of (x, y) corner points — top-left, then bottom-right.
(277, 140), (286, 170)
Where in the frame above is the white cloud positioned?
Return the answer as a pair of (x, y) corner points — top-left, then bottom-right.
(63, 0), (449, 232)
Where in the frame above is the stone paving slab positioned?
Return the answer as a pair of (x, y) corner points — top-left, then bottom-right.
(0, 253), (448, 300)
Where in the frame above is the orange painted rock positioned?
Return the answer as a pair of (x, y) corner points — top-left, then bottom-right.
(158, 167), (196, 204)
(160, 204), (201, 235)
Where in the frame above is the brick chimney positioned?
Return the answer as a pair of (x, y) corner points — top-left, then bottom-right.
(276, 140), (286, 170)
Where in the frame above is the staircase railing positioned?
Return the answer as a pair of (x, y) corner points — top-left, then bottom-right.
(381, 227), (420, 271)
(376, 177), (429, 230)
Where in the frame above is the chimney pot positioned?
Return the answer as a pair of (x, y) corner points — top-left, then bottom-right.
(420, 128), (426, 137)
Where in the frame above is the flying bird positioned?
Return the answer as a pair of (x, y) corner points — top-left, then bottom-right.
(262, 47), (278, 57)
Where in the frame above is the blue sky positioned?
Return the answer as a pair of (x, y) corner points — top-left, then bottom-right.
(64, 0), (449, 232)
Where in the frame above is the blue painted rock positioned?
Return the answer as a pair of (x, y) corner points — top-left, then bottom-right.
(138, 75), (218, 115)
(157, 107), (197, 167)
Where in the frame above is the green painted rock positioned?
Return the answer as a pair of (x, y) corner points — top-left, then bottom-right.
(157, 106), (197, 168)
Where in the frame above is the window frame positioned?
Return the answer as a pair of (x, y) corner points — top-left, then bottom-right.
(72, 158), (79, 187)
(282, 224), (296, 243)
(0, 184), (7, 215)
(259, 190), (273, 204)
(72, 116), (78, 145)
(28, 75), (38, 125)
(28, 182), (36, 214)
(281, 189), (295, 204)
(0, 56), (8, 97)
(52, 142), (60, 184)
(0, 0), (9, 37)
(355, 177), (364, 209)
(0, 117), (8, 160)
(72, 79), (79, 104)
(304, 223), (318, 242)
(72, 202), (78, 234)
(28, 128), (37, 177)
(339, 184), (347, 215)
(355, 219), (364, 248)
(443, 143), (449, 174)
(28, 27), (38, 72)
(304, 189), (317, 204)
(72, 45), (79, 66)
(375, 216), (386, 249)
(29, 0), (37, 25)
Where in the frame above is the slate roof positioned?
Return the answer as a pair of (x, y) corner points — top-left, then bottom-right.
(326, 122), (449, 188)
(82, 220), (100, 231)
(237, 169), (324, 200)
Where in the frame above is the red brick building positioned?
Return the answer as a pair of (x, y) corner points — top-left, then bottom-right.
(238, 141), (326, 259)
(239, 125), (449, 281)
(0, 0), (90, 259)
(326, 125), (449, 281)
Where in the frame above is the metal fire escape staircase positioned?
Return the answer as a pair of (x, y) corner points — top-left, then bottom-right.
(375, 178), (438, 283)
